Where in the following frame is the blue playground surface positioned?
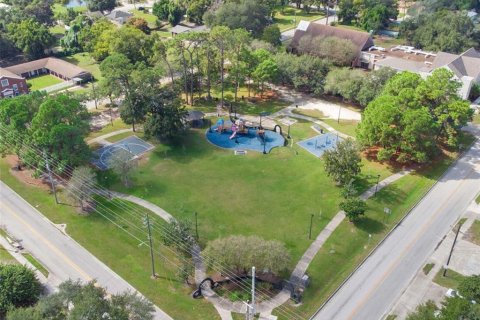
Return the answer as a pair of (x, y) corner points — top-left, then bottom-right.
(297, 133), (342, 157)
(91, 135), (154, 170)
(206, 121), (285, 153)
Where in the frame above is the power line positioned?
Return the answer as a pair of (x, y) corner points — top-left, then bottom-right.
(0, 126), (306, 320)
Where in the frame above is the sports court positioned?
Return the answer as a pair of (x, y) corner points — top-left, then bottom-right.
(297, 133), (342, 157)
(91, 136), (154, 170)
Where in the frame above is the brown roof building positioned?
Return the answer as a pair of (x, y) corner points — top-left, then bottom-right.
(0, 57), (92, 99)
(0, 68), (29, 98)
(289, 20), (375, 66)
(4, 57), (92, 81)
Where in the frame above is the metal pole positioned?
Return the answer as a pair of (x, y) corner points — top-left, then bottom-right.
(91, 76), (98, 110)
(195, 211), (199, 240)
(309, 214), (314, 240)
(287, 124), (291, 139)
(145, 213), (156, 279)
(251, 266), (256, 317)
(43, 150), (58, 204)
(374, 174), (380, 196)
(443, 222), (462, 277)
(337, 105), (341, 123)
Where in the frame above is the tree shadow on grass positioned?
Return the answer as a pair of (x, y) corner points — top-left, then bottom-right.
(353, 217), (385, 235)
(151, 129), (222, 164)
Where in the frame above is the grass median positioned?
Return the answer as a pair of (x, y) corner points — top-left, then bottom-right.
(0, 160), (219, 320)
(274, 133), (475, 319)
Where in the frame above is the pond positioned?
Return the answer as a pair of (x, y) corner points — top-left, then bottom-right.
(65, 0), (87, 8)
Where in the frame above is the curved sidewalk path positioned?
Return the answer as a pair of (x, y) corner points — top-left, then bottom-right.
(106, 191), (231, 319)
(273, 106), (354, 140)
(87, 128), (133, 146)
(107, 168), (410, 319)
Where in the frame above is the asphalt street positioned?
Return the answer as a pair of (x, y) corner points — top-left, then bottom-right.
(312, 131), (480, 320)
(0, 181), (173, 320)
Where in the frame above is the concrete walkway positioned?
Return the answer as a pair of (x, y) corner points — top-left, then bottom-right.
(87, 128), (133, 146)
(254, 169), (412, 316)
(0, 235), (50, 287)
(390, 203), (480, 319)
(275, 107), (354, 140)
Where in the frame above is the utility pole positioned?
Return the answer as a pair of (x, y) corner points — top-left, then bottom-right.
(43, 150), (58, 204)
(374, 174), (381, 196)
(194, 211), (199, 240)
(91, 76), (98, 110)
(251, 266), (256, 318)
(144, 213), (156, 279)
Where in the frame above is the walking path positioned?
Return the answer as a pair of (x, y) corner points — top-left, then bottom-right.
(87, 129), (133, 146)
(106, 170), (410, 319)
(274, 106), (354, 140)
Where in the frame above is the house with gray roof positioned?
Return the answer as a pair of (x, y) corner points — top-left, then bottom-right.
(372, 47), (480, 99)
(106, 10), (132, 25)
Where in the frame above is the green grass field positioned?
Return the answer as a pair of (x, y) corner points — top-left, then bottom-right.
(0, 160), (219, 319)
(23, 253), (49, 277)
(275, 134), (474, 319)
(273, 7), (325, 31)
(466, 219), (480, 246)
(0, 246), (18, 265)
(27, 75), (63, 91)
(291, 109), (359, 137)
(433, 268), (466, 289)
(132, 9), (158, 27)
(52, 3), (87, 16)
(87, 119), (132, 140)
(62, 52), (102, 80)
(184, 85), (291, 115)
(107, 122), (394, 274)
(423, 263), (435, 275)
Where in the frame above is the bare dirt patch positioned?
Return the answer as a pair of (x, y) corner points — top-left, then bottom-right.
(5, 155), (50, 190)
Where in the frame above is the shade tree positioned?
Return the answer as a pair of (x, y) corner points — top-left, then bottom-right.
(357, 69), (473, 163)
(66, 166), (97, 213)
(0, 264), (42, 316)
(203, 235), (290, 276)
(323, 138), (362, 185)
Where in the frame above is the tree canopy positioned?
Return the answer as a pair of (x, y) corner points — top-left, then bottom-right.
(203, 235), (290, 275)
(323, 138), (362, 185)
(204, 0), (270, 37)
(400, 10), (480, 53)
(6, 280), (155, 320)
(357, 69), (473, 163)
(86, 0), (116, 12)
(7, 19), (53, 59)
(0, 264), (42, 316)
(338, 0), (398, 31)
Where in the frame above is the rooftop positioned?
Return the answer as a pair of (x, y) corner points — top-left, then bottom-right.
(4, 57), (92, 80)
(290, 21), (375, 52)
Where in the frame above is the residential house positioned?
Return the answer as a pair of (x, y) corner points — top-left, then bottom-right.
(0, 57), (92, 98)
(372, 46), (480, 99)
(0, 68), (28, 98)
(4, 57), (92, 82)
(169, 24), (208, 36)
(106, 10), (132, 25)
(289, 20), (375, 67)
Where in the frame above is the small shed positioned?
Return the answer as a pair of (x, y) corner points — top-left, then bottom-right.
(186, 110), (205, 127)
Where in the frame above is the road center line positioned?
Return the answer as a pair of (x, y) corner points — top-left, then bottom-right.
(1, 201), (93, 281)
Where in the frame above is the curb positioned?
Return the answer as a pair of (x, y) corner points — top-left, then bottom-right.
(308, 137), (478, 319)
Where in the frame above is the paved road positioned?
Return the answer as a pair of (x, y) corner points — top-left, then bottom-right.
(311, 129), (480, 320)
(0, 181), (173, 320)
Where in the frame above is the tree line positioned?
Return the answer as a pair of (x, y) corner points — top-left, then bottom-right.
(0, 263), (154, 320)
